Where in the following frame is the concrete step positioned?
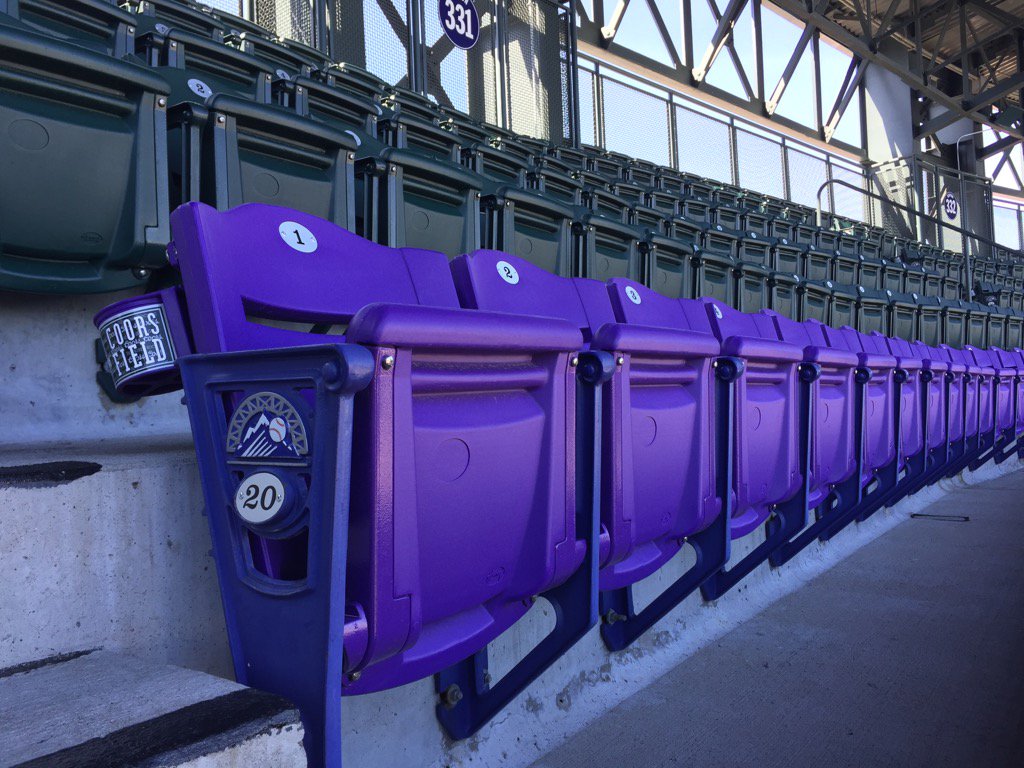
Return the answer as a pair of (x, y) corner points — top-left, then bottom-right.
(1, 650), (306, 768)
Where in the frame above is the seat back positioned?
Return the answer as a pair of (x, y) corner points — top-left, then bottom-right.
(945, 345), (981, 440)
(170, 202), (583, 693)
(0, 25), (169, 292)
(169, 203), (458, 353)
(966, 348), (999, 436)
(769, 313), (857, 505)
(910, 341), (949, 450)
(695, 298), (801, 537)
(825, 327), (897, 479)
(878, 334), (925, 465)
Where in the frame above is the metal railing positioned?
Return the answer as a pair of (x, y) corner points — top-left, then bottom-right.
(817, 178), (1018, 298)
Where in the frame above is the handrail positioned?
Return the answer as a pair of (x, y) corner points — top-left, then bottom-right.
(815, 177), (1020, 298)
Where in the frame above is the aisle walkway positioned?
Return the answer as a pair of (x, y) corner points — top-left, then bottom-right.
(532, 468), (1024, 768)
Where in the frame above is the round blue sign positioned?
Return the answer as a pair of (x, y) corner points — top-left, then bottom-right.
(942, 192), (959, 221)
(439, 0), (480, 50)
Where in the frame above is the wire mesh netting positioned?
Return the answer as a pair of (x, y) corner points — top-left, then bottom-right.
(196, 0), (244, 14)
(786, 146), (828, 210)
(933, 170), (964, 252)
(506, 0), (565, 140)
(994, 204), (1022, 250)
(829, 161), (866, 224)
(330, 0), (410, 84)
(255, 0), (314, 46)
(425, 0), (499, 121)
(867, 161), (916, 238)
(577, 68), (598, 146)
(601, 78), (671, 166)
(736, 128), (784, 198)
(675, 105), (732, 183)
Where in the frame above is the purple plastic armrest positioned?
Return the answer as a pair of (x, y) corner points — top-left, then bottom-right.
(590, 323), (720, 358)
(803, 346), (858, 368)
(857, 352), (898, 370)
(348, 304), (582, 351)
(720, 336), (803, 363)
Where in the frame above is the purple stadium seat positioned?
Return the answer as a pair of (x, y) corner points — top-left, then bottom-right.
(767, 313), (858, 508)
(944, 345), (983, 444)
(682, 299), (802, 538)
(451, 252), (722, 592)
(964, 345), (997, 440)
(910, 341), (951, 454)
(871, 332), (925, 471)
(971, 346), (1016, 435)
(818, 326), (898, 488)
(125, 202), (606, 764)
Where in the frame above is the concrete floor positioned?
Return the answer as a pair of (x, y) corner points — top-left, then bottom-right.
(532, 469), (1024, 768)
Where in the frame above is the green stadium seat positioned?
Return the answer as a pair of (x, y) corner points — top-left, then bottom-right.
(772, 238), (803, 274)
(798, 279), (833, 323)
(942, 299), (968, 347)
(692, 246), (736, 304)
(576, 213), (642, 281)
(0, 24), (169, 292)
(287, 74), (382, 138)
(0, 0), (136, 57)
(833, 250), (860, 285)
(768, 271), (801, 319)
(888, 291), (920, 341)
(830, 284), (858, 329)
(881, 259), (907, 292)
(917, 296), (943, 345)
(1007, 310), (1024, 348)
(483, 185), (575, 276)
(856, 286), (890, 335)
(735, 260), (770, 312)
(803, 248), (835, 282)
(128, 0), (227, 41)
(965, 301), (989, 347)
(642, 234), (694, 298)
(320, 62), (390, 103)
(857, 256), (884, 290)
(528, 164), (584, 207)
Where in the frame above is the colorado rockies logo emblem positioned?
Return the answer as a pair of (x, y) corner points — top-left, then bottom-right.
(226, 392), (309, 464)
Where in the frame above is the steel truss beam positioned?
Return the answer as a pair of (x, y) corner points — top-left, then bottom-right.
(769, 0), (1024, 141)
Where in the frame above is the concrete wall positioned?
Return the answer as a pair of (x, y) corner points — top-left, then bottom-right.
(3, 292), (1014, 768)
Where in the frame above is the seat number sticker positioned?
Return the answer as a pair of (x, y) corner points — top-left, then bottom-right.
(496, 260), (520, 285)
(279, 221), (318, 253)
(625, 286), (642, 304)
(234, 472), (286, 525)
(187, 78), (212, 98)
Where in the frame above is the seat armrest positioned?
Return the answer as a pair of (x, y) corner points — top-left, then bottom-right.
(721, 335), (803, 363)
(921, 359), (950, 373)
(348, 303), (582, 351)
(591, 323), (720, 358)
(803, 346), (858, 368)
(893, 356), (923, 371)
(858, 352), (898, 370)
